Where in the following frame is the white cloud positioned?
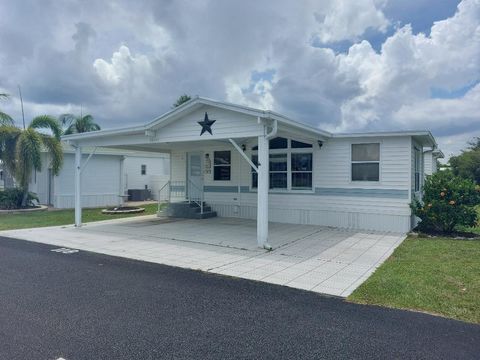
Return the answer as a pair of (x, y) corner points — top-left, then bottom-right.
(93, 45), (152, 86)
(312, 0), (389, 43)
(322, 0), (480, 134)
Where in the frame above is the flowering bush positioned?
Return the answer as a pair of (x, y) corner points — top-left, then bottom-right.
(411, 170), (480, 233)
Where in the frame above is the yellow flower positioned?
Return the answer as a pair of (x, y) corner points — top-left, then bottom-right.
(427, 203), (432, 207)
(440, 192), (445, 197)
(449, 200), (456, 205)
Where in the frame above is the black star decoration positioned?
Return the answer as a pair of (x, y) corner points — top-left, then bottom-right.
(197, 112), (216, 135)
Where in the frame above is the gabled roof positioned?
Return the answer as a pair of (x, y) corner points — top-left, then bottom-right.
(62, 96), (438, 148)
(62, 96), (332, 142)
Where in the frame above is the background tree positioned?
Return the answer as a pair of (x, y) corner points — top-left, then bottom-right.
(0, 93), (13, 125)
(467, 137), (480, 151)
(0, 115), (63, 206)
(59, 113), (101, 135)
(449, 137), (480, 184)
(172, 94), (191, 108)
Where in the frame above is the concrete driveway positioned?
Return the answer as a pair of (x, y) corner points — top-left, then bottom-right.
(0, 216), (405, 297)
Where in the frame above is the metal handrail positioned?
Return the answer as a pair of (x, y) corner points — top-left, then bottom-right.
(187, 179), (204, 214)
(157, 179), (204, 214)
(157, 180), (171, 213)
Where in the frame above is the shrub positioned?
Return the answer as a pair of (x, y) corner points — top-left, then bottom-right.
(411, 170), (480, 233)
(0, 188), (39, 209)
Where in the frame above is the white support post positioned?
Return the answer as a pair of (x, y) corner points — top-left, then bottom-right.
(257, 134), (270, 248)
(119, 156), (126, 205)
(74, 145), (82, 227)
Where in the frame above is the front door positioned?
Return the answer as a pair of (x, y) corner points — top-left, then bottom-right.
(187, 152), (203, 198)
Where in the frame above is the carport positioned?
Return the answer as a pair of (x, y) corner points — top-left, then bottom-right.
(62, 97), (329, 249)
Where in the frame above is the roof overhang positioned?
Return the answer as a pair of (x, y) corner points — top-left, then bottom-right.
(432, 149), (445, 158)
(333, 130), (437, 147)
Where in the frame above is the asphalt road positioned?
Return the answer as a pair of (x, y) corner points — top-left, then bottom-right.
(0, 236), (479, 360)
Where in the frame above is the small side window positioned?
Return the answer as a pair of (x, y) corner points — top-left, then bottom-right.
(351, 143), (380, 181)
(141, 164), (147, 175)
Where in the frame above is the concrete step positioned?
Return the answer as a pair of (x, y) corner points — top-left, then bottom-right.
(164, 201), (217, 219)
(193, 211), (217, 219)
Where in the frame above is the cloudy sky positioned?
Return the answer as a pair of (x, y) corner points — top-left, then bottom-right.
(1, 0), (479, 158)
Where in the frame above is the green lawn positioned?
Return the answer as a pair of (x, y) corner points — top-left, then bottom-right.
(348, 236), (480, 324)
(0, 203), (159, 231)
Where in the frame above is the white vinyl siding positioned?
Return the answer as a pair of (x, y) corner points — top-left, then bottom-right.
(423, 151), (438, 176)
(169, 135), (414, 233)
(54, 153), (122, 208)
(154, 105), (264, 142)
(29, 152), (170, 208)
(123, 155), (170, 199)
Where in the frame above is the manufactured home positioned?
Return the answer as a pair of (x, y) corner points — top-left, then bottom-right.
(423, 148), (444, 176)
(28, 146), (169, 208)
(63, 97), (438, 248)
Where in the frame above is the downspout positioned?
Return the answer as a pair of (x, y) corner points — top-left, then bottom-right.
(265, 117), (278, 140)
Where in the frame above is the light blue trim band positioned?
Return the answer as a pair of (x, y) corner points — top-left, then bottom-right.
(314, 187), (408, 199)
(202, 185), (407, 198)
(203, 186), (239, 193)
(170, 185), (185, 192)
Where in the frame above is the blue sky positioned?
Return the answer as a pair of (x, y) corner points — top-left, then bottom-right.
(0, 0), (478, 158)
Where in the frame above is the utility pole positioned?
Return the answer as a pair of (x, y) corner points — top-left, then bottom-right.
(18, 85), (25, 129)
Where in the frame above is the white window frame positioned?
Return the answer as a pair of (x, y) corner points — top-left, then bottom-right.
(250, 138), (314, 193)
(350, 142), (381, 183)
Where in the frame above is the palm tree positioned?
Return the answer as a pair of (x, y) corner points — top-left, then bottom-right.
(0, 93), (13, 125)
(59, 113), (101, 135)
(172, 94), (191, 108)
(0, 115), (63, 206)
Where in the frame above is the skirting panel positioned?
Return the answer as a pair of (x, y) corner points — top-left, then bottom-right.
(210, 202), (411, 233)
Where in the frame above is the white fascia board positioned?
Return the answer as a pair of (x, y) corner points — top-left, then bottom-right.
(333, 130), (431, 138)
(333, 130), (437, 147)
(62, 126), (146, 142)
